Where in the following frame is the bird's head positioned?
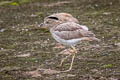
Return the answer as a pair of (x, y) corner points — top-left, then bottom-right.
(39, 13), (79, 29)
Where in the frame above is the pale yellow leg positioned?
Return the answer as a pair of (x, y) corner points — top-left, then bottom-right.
(60, 46), (77, 72)
(59, 54), (71, 67)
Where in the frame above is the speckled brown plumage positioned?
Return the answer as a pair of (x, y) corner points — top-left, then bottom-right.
(40, 13), (100, 72)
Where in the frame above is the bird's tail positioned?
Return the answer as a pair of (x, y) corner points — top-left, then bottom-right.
(89, 37), (101, 42)
(81, 37), (100, 42)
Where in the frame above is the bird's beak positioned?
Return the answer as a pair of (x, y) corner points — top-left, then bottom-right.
(39, 23), (44, 28)
(39, 23), (47, 29)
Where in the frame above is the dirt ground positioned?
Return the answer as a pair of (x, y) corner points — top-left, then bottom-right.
(0, 0), (120, 80)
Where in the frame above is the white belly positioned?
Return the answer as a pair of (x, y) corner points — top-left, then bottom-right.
(51, 32), (83, 46)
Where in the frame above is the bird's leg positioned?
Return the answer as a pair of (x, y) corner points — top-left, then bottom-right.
(67, 46), (77, 71)
(60, 46), (77, 72)
(59, 54), (71, 67)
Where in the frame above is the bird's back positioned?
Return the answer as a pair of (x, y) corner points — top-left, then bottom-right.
(50, 22), (100, 46)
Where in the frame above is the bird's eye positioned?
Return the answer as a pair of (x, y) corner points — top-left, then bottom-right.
(48, 16), (59, 20)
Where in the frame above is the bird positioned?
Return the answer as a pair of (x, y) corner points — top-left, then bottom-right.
(40, 13), (100, 72)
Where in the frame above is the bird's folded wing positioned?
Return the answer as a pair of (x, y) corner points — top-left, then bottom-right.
(53, 22), (95, 40)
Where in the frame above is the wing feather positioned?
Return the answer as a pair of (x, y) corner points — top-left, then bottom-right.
(52, 22), (95, 40)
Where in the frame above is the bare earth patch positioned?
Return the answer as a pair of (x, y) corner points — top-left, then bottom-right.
(43, 1), (71, 7)
(15, 53), (31, 57)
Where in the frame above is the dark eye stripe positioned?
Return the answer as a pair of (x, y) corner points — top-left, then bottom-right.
(48, 16), (59, 20)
